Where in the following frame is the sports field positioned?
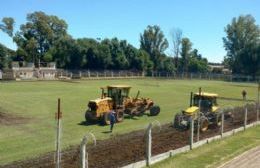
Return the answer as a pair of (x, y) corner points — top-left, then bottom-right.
(0, 79), (258, 164)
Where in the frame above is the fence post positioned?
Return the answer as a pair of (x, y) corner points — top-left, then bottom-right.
(55, 98), (62, 168)
(80, 133), (96, 168)
(257, 83), (260, 122)
(190, 117), (194, 150)
(88, 70), (90, 78)
(244, 107), (248, 130)
(79, 71), (82, 78)
(221, 111), (224, 137)
(146, 123), (152, 166)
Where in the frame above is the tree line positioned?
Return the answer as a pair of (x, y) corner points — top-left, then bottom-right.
(0, 12), (259, 76)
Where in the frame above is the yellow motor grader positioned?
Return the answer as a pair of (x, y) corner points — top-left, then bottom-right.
(173, 91), (222, 132)
(85, 85), (160, 125)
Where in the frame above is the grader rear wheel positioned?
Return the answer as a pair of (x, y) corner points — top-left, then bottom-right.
(102, 113), (111, 125)
(85, 110), (97, 123)
(116, 111), (124, 122)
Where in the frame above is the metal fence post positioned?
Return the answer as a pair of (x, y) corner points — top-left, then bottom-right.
(257, 105), (259, 123)
(146, 123), (152, 166)
(55, 98), (62, 168)
(244, 107), (248, 130)
(190, 117), (194, 150)
(80, 133), (96, 168)
(221, 111), (224, 137)
(257, 83), (260, 122)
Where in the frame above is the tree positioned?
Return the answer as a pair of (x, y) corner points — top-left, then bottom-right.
(0, 43), (14, 69)
(223, 14), (260, 76)
(180, 38), (192, 72)
(12, 11), (68, 66)
(137, 50), (154, 71)
(0, 17), (15, 37)
(170, 28), (182, 69)
(0, 43), (8, 69)
(140, 25), (169, 70)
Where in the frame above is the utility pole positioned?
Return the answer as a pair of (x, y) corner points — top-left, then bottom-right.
(55, 98), (62, 168)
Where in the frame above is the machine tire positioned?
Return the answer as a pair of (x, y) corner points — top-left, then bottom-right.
(137, 106), (146, 116)
(102, 113), (111, 125)
(200, 117), (209, 132)
(85, 110), (97, 123)
(116, 111), (124, 122)
(173, 114), (189, 130)
(216, 114), (222, 127)
(150, 105), (160, 116)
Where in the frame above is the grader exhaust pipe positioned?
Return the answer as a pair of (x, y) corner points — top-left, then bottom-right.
(135, 90), (140, 99)
(190, 92), (193, 107)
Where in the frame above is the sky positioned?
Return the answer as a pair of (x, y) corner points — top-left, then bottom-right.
(0, 0), (259, 63)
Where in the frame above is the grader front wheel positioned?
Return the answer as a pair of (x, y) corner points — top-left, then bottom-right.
(200, 117), (209, 132)
(216, 115), (222, 127)
(150, 106), (160, 116)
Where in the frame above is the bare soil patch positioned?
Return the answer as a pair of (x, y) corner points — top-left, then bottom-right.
(0, 108), (29, 125)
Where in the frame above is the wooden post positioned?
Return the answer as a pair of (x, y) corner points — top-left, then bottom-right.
(190, 117), (194, 150)
(146, 123), (152, 166)
(55, 98), (62, 168)
(244, 107), (248, 130)
(221, 111), (224, 137)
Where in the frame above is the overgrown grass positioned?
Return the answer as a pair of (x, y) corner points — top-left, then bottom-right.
(151, 125), (260, 168)
(0, 79), (258, 164)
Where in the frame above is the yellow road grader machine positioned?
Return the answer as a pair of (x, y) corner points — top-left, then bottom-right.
(173, 90), (222, 132)
(85, 85), (160, 125)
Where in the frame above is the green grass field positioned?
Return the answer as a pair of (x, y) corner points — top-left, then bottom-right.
(0, 79), (258, 165)
(151, 125), (260, 168)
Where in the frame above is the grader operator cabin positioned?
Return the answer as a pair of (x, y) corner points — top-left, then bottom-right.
(85, 85), (160, 124)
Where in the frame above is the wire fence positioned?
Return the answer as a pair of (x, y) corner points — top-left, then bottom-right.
(1, 69), (260, 83)
(1, 102), (259, 168)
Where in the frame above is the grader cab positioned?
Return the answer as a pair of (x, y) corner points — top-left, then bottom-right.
(85, 85), (160, 125)
(173, 90), (221, 132)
